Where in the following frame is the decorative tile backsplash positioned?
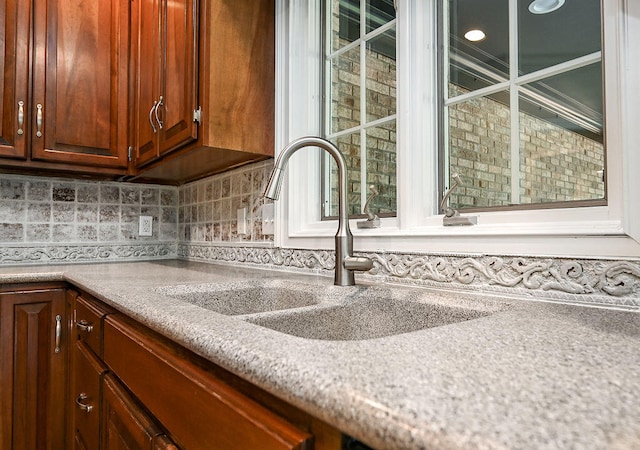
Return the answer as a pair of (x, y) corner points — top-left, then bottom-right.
(177, 159), (274, 244)
(0, 174), (178, 263)
(2, 163), (639, 309)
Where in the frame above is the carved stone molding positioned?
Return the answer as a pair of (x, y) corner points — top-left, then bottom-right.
(0, 243), (176, 265)
(178, 244), (640, 308)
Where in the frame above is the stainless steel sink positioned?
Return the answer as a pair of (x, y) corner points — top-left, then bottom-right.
(157, 280), (321, 315)
(245, 295), (500, 340)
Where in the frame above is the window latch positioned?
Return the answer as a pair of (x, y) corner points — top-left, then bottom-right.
(440, 173), (477, 226)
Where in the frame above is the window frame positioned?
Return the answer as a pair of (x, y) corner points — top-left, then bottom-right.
(273, 0), (640, 258)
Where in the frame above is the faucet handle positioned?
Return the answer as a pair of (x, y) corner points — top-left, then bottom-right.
(343, 256), (373, 271)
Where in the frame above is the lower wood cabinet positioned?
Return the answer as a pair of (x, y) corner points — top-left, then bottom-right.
(0, 283), (68, 450)
(2, 285), (344, 450)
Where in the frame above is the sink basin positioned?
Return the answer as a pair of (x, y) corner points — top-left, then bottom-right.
(157, 280), (320, 315)
(246, 295), (496, 340)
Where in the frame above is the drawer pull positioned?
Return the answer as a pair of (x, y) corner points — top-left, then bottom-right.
(54, 315), (62, 353)
(76, 320), (94, 333)
(17, 101), (24, 135)
(75, 393), (93, 413)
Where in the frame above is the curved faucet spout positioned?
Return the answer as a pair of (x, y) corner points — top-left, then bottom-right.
(263, 136), (372, 286)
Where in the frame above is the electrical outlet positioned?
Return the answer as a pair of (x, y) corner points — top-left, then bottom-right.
(237, 207), (248, 235)
(262, 203), (275, 235)
(138, 215), (153, 236)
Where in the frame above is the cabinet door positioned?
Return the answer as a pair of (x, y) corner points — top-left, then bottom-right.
(0, 288), (67, 450)
(134, 0), (198, 167)
(133, 0), (162, 167)
(157, 0), (198, 155)
(30, 0), (130, 168)
(0, 0), (29, 159)
(102, 373), (164, 450)
(71, 341), (107, 450)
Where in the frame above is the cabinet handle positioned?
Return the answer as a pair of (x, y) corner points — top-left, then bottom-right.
(54, 315), (62, 354)
(155, 96), (164, 130)
(36, 103), (43, 137)
(149, 101), (158, 133)
(76, 320), (94, 333)
(17, 101), (24, 135)
(75, 393), (93, 413)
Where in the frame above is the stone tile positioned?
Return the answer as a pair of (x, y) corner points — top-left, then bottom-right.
(99, 205), (120, 223)
(26, 180), (51, 201)
(77, 225), (98, 241)
(121, 205), (141, 224)
(161, 189), (177, 207)
(0, 223), (24, 241)
(27, 202), (51, 222)
(98, 224), (119, 242)
(100, 185), (120, 204)
(77, 184), (99, 203)
(52, 203), (75, 223)
(0, 179), (25, 200)
(52, 224), (74, 241)
(121, 187), (140, 204)
(26, 224), (50, 242)
(0, 201), (26, 222)
(77, 204), (99, 223)
(141, 188), (159, 205)
(161, 207), (177, 224)
(221, 177), (231, 198)
(52, 182), (76, 202)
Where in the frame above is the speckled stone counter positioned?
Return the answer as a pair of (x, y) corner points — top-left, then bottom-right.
(1, 260), (639, 449)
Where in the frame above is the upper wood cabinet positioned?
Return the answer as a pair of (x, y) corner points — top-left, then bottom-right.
(133, 0), (198, 167)
(0, 0), (130, 174)
(132, 0), (275, 184)
(31, 0), (130, 168)
(0, 0), (29, 159)
(0, 284), (68, 450)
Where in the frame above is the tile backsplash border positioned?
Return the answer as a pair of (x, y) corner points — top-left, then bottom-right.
(1, 242), (176, 265)
(178, 243), (640, 309)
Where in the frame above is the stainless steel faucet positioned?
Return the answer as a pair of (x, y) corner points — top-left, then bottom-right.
(263, 136), (373, 286)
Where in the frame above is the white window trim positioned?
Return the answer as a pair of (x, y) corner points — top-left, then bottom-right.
(273, 0), (640, 259)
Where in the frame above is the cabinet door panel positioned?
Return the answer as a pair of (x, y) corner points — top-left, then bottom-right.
(0, 288), (67, 450)
(71, 341), (107, 450)
(30, 0), (129, 168)
(0, 0), (29, 158)
(134, 0), (161, 167)
(159, 0), (198, 155)
(102, 373), (163, 450)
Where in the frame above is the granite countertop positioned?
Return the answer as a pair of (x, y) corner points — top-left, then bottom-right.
(1, 260), (639, 449)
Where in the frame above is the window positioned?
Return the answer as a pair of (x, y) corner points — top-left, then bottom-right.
(275, 0), (640, 258)
(323, 0), (398, 218)
(442, 0), (605, 210)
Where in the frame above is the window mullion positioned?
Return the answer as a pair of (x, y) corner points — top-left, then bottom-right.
(359, 1), (368, 213)
(509, 0), (520, 205)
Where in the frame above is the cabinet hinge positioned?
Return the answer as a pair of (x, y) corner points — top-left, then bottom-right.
(193, 107), (202, 125)
(127, 146), (133, 162)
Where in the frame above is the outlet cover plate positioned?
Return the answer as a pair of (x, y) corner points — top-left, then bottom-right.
(139, 216), (153, 236)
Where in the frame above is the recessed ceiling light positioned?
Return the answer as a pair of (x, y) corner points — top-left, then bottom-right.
(464, 29), (486, 42)
(528, 0), (565, 14)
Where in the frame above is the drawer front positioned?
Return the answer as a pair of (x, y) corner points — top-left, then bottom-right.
(75, 295), (108, 356)
(71, 341), (107, 450)
(103, 315), (313, 450)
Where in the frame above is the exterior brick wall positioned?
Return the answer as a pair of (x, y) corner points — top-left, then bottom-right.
(448, 87), (605, 208)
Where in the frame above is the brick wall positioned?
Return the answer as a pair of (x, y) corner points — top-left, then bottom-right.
(448, 87), (605, 208)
